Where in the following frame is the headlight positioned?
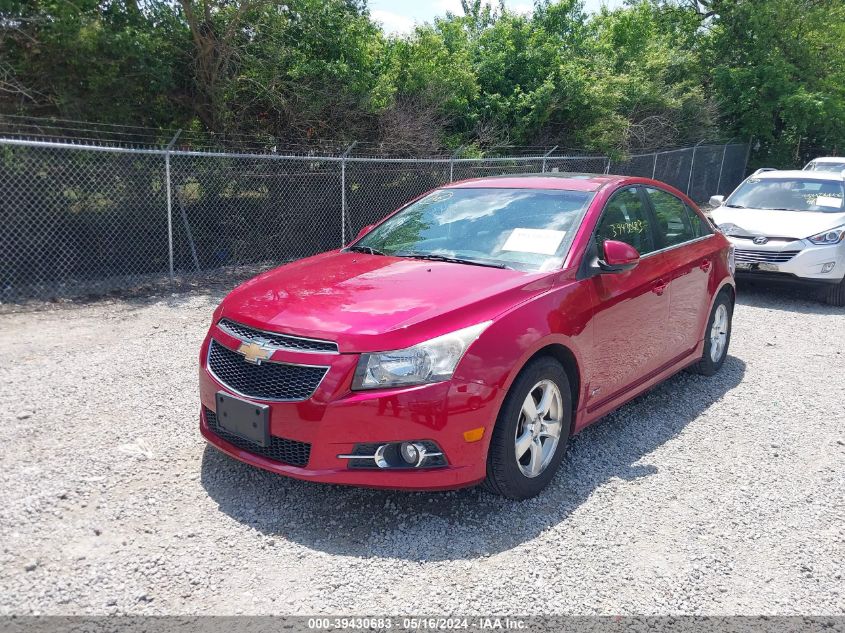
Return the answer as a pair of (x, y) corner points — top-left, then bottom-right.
(717, 222), (740, 235)
(351, 322), (492, 390)
(808, 226), (845, 245)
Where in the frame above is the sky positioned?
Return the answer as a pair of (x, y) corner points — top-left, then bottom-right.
(369, 0), (625, 35)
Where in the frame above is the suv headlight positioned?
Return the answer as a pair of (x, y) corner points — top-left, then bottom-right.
(351, 322), (492, 390)
(808, 226), (845, 245)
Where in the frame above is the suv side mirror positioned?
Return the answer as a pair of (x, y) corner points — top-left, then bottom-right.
(598, 240), (640, 273)
(709, 195), (725, 207)
(356, 224), (375, 240)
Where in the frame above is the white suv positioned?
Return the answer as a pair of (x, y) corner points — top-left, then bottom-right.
(709, 169), (845, 306)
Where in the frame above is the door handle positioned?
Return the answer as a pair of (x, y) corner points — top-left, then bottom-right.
(699, 260), (712, 272)
(652, 279), (668, 296)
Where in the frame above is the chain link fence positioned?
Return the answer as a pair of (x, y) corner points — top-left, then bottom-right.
(0, 137), (749, 303)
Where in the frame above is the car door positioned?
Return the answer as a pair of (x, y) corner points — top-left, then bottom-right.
(644, 186), (715, 356)
(585, 186), (671, 411)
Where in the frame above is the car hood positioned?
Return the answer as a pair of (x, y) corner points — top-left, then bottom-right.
(710, 206), (845, 239)
(219, 251), (554, 352)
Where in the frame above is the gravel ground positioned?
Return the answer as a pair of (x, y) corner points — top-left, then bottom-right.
(0, 280), (843, 616)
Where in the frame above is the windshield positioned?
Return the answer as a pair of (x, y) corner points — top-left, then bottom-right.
(805, 161), (845, 172)
(726, 177), (844, 213)
(354, 188), (594, 272)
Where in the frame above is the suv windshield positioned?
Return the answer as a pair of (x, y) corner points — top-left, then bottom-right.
(726, 177), (844, 213)
(805, 161), (845, 172)
(354, 188), (594, 272)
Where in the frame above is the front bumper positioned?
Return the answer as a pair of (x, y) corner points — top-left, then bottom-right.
(198, 336), (501, 490)
(728, 237), (845, 283)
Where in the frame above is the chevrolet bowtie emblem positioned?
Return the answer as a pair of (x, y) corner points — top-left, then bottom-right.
(237, 340), (273, 364)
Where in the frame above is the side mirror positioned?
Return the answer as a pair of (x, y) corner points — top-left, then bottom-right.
(598, 240), (640, 273)
(708, 195), (725, 207)
(356, 224), (375, 240)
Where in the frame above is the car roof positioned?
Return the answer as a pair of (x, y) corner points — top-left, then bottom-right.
(753, 169), (845, 181)
(444, 173), (628, 192)
(807, 156), (845, 163)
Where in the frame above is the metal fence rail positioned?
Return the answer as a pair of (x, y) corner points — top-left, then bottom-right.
(0, 138), (749, 302)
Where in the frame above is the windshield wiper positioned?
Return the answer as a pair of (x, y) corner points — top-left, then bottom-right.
(395, 251), (511, 269)
(724, 204), (746, 208)
(347, 245), (386, 256)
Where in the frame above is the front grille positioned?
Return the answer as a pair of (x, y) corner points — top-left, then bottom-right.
(735, 249), (800, 264)
(207, 340), (328, 401)
(218, 319), (338, 353)
(730, 235), (799, 242)
(204, 407), (311, 467)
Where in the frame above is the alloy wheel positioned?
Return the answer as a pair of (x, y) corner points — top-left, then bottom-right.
(709, 303), (729, 363)
(514, 379), (563, 478)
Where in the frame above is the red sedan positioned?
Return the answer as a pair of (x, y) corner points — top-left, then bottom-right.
(199, 174), (735, 499)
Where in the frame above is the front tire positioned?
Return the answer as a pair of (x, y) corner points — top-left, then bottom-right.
(824, 277), (845, 307)
(688, 290), (733, 376)
(483, 357), (571, 500)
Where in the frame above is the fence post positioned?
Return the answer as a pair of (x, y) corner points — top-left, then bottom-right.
(686, 139), (705, 196)
(340, 142), (356, 247)
(164, 129), (182, 283)
(743, 138), (753, 178)
(651, 152), (658, 179)
(604, 157), (611, 174)
(715, 140), (730, 195)
(541, 146), (558, 174)
(449, 145), (464, 182)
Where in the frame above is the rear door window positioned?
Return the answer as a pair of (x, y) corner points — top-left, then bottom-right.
(645, 188), (699, 247)
(686, 204), (713, 238)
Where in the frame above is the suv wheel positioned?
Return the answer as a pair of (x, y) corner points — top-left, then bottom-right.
(824, 277), (845, 307)
(483, 357), (571, 500)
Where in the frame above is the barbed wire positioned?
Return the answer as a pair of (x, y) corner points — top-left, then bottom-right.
(0, 114), (745, 159)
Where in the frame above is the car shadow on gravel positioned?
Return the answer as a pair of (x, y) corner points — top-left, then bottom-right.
(200, 355), (746, 561)
(735, 278), (841, 315)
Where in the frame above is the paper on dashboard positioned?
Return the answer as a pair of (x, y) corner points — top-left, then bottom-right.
(815, 195), (842, 208)
(502, 228), (566, 255)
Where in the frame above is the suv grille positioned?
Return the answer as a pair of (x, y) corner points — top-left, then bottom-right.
(218, 319), (338, 353)
(207, 340), (328, 401)
(204, 408), (311, 467)
(735, 249), (800, 264)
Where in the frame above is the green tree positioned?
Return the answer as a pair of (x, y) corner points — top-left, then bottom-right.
(0, 0), (184, 127)
(685, 0), (845, 164)
(2, 0), (844, 164)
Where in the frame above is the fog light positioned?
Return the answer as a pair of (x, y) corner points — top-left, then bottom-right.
(821, 262), (836, 273)
(400, 441), (420, 465)
(338, 440), (446, 469)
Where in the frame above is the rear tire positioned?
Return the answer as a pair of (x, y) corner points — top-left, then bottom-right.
(688, 290), (733, 376)
(824, 277), (845, 307)
(483, 357), (571, 500)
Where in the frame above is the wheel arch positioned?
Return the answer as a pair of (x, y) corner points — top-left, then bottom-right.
(521, 343), (581, 436)
(709, 279), (736, 317)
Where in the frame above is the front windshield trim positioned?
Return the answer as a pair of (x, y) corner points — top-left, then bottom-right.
(353, 187), (596, 273)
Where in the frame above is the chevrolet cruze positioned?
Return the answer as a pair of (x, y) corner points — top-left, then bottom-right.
(199, 174), (736, 499)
